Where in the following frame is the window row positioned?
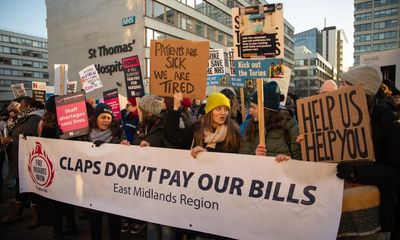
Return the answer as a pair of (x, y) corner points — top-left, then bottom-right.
(355, 34), (371, 42)
(0, 35), (47, 49)
(355, 12), (372, 22)
(374, 7), (398, 18)
(146, 0), (232, 46)
(373, 19), (398, 29)
(175, 0), (232, 28)
(355, 23), (372, 32)
(0, 46), (48, 59)
(0, 68), (49, 78)
(355, 45), (371, 53)
(355, 1), (372, 11)
(373, 31), (397, 40)
(372, 42), (398, 51)
(0, 57), (48, 69)
(374, 0), (399, 7)
(217, 0), (243, 8)
(0, 80), (35, 88)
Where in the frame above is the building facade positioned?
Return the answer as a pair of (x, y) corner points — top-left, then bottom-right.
(46, 0), (295, 99)
(353, 0), (400, 65)
(293, 46), (334, 98)
(294, 28), (322, 55)
(0, 29), (49, 101)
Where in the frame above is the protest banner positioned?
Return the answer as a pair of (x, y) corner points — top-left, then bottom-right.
(297, 84), (374, 162)
(150, 39), (209, 99)
(55, 92), (89, 139)
(20, 136), (343, 240)
(227, 47), (235, 76)
(79, 64), (103, 93)
(67, 81), (78, 94)
(122, 55), (145, 98)
(11, 83), (27, 98)
(103, 88), (121, 120)
(238, 3), (284, 59)
(54, 64), (68, 95)
(32, 81), (47, 103)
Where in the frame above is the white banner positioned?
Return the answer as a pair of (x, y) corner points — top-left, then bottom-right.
(19, 136), (343, 240)
(79, 64), (103, 93)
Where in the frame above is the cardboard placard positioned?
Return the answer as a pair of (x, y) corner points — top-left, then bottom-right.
(11, 83), (27, 98)
(238, 3), (284, 59)
(54, 64), (68, 95)
(67, 81), (78, 94)
(103, 88), (121, 120)
(32, 81), (47, 103)
(227, 47), (235, 76)
(55, 92), (89, 139)
(297, 85), (374, 162)
(79, 64), (103, 93)
(150, 39), (209, 99)
(122, 55), (145, 98)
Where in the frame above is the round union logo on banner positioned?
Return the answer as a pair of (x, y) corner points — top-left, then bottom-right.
(28, 141), (55, 188)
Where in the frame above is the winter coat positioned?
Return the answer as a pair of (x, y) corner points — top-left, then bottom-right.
(132, 117), (166, 148)
(165, 109), (240, 153)
(351, 98), (400, 233)
(240, 117), (302, 160)
(8, 109), (44, 177)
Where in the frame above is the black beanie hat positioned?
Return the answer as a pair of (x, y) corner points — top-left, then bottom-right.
(94, 103), (114, 119)
(249, 81), (281, 111)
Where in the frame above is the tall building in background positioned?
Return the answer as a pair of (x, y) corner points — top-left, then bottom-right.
(294, 28), (322, 54)
(353, 0), (400, 66)
(0, 29), (48, 102)
(293, 46), (334, 97)
(46, 0), (295, 99)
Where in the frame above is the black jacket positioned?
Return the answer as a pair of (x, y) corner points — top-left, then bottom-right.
(354, 98), (400, 233)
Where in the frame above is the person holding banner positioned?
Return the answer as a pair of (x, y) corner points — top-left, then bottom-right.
(35, 95), (79, 239)
(1, 97), (44, 225)
(166, 92), (242, 157)
(335, 65), (400, 239)
(240, 82), (302, 160)
(80, 103), (129, 240)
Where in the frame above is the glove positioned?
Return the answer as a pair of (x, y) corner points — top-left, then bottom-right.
(336, 162), (357, 181)
(93, 140), (105, 147)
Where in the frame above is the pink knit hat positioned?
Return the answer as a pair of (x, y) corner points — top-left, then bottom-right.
(319, 80), (338, 94)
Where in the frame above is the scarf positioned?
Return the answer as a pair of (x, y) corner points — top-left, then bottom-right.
(8, 107), (37, 133)
(203, 125), (227, 149)
(90, 128), (113, 143)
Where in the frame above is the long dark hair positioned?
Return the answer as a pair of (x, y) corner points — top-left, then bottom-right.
(245, 109), (288, 143)
(193, 111), (242, 152)
(89, 115), (121, 136)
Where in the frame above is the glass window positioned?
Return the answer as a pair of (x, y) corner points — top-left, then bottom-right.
(33, 62), (40, 68)
(146, 28), (153, 47)
(10, 37), (19, 43)
(2, 35), (10, 42)
(154, 2), (165, 21)
(208, 26), (216, 42)
(154, 31), (166, 40)
(195, 21), (205, 37)
(187, 0), (195, 8)
(355, 1), (372, 10)
(218, 31), (225, 44)
(3, 47), (10, 53)
(146, 0), (152, 17)
(374, 0), (399, 7)
(165, 7), (177, 26)
(11, 59), (19, 65)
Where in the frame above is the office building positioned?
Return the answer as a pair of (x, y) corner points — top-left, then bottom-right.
(294, 28), (322, 55)
(46, 0), (295, 99)
(0, 29), (48, 101)
(293, 46), (334, 97)
(353, 0), (400, 65)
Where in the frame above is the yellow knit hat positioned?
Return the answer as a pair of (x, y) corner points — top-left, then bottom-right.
(205, 92), (230, 114)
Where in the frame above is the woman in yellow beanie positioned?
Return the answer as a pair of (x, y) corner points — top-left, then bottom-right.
(165, 92), (242, 159)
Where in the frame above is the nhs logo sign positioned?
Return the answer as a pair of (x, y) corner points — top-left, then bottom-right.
(122, 16), (135, 26)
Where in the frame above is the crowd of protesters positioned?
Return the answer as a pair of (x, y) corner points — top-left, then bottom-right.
(0, 64), (399, 240)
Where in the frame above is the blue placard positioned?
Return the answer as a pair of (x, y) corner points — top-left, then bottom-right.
(234, 58), (283, 82)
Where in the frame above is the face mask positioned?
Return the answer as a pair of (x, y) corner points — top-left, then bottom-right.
(252, 22), (263, 34)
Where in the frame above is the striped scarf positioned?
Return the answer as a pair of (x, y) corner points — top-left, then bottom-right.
(89, 128), (113, 143)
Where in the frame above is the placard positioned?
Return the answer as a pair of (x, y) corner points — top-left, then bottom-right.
(67, 81), (78, 94)
(79, 64), (103, 93)
(103, 88), (121, 120)
(32, 81), (47, 103)
(297, 85), (374, 162)
(122, 55), (145, 98)
(238, 3), (284, 58)
(150, 40), (209, 99)
(55, 92), (89, 139)
(11, 83), (27, 98)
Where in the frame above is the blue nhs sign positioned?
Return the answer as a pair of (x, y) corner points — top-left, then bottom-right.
(122, 16), (135, 26)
